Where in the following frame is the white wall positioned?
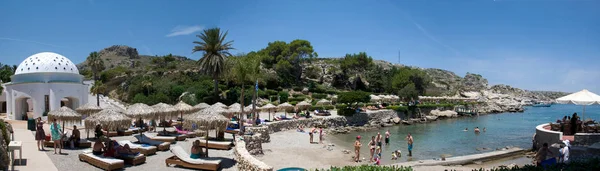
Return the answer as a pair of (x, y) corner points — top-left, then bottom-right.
(5, 82), (88, 120)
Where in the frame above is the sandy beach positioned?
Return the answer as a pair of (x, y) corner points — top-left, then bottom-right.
(255, 130), (359, 170)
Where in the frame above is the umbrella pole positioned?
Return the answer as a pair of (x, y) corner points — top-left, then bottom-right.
(583, 105), (586, 121)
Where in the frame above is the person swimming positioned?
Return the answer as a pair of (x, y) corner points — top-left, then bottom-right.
(463, 128), (468, 131)
(474, 127), (480, 133)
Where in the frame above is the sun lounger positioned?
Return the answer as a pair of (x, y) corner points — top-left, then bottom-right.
(134, 134), (171, 151)
(118, 140), (157, 155)
(116, 153), (146, 166)
(197, 139), (233, 150)
(44, 139), (92, 148)
(78, 153), (125, 171)
(156, 132), (185, 142)
(165, 146), (221, 171)
(101, 130), (118, 137)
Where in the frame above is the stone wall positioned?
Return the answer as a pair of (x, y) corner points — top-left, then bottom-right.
(534, 123), (562, 150)
(246, 126), (270, 143)
(266, 116), (347, 133)
(243, 134), (264, 155)
(574, 133), (600, 146)
(234, 140), (273, 171)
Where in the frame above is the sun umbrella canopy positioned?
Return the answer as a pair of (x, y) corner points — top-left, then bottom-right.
(296, 101), (311, 110)
(124, 103), (155, 119)
(182, 109), (230, 132)
(153, 103), (177, 119)
(174, 101), (195, 114)
(227, 103), (242, 114)
(278, 102), (294, 111)
(211, 102), (227, 109)
(261, 103), (277, 111)
(556, 89), (600, 105)
(193, 103), (210, 110)
(245, 104), (260, 111)
(48, 106), (82, 122)
(75, 103), (102, 116)
(316, 99), (331, 105)
(370, 95), (381, 102)
(84, 109), (131, 131)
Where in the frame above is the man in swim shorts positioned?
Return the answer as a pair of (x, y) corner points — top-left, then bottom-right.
(406, 133), (413, 157)
(385, 129), (390, 145)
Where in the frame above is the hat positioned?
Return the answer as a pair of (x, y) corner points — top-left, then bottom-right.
(356, 135), (361, 139)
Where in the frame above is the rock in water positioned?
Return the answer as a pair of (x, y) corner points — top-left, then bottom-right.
(392, 117), (401, 124)
(425, 115), (438, 120)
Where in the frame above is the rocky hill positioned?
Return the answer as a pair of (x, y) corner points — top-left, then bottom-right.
(77, 45), (569, 113)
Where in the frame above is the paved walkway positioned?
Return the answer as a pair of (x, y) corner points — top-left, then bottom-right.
(7, 120), (58, 171)
(389, 147), (525, 167)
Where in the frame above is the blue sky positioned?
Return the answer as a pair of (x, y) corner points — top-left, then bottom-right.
(1, 0), (599, 93)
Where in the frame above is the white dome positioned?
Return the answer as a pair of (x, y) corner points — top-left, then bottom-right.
(15, 52), (79, 75)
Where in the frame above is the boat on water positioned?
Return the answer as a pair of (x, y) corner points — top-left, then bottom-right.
(532, 103), (552, 107)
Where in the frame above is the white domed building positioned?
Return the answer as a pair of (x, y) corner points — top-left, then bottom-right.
(0, 52), (89, 120)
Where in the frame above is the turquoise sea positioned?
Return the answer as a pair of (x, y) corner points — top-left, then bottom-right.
(328, 104), (600, 164)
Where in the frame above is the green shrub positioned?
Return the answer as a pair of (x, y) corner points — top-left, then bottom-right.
(387, 106), (408, 112)
(0, 121), (10, 145)
(316, 165), (412, 171)
(289, 97), (305, 102)
(266, 89), (278, 96)
(323, 105), (335, 110)
(289, 101), (298, 105)
(338, 108), (357, 116)
(292, 87), (303, 91)
(269, 95), (279, 101)
(338, 91), (370, 104)
(326, 90), (338, 95)
(309, 106), (324, 111)
(335, 104), (348, 109)
(258, 89), (268, 98)
(278, 91), (289, 102)
(312, 93), (327, 99)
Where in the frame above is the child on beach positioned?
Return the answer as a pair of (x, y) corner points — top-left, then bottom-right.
(391, 150), (401, 160)
(373, 155), (381, 165)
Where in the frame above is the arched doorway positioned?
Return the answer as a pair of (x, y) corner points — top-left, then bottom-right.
(0, 101), (6, 113)
(15, 97), (33, 120)
(60, 97), (79, 109)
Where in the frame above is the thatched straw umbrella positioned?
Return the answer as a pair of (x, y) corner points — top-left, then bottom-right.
(84, 109), (131, 137)
(211, 102), (227, 109)
(316, 99), (331, 106)
(48, 106), (82, 133)
(245, 104), (261, 120)
(182, 107), (229, 157)
(75, 103), (102, 117)
(261, 103), (277, 121)
(193, 103), (210, 111)
(174, 101), (194, 120)
(296, 101), (311, 111)
(152, 103), (177, 132)
(227, 103), (242, 114)
(124, 103), (155, 135)
(277, 102), (294, 118)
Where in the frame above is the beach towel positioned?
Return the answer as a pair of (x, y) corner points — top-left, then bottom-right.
(541, 158), (557, 167)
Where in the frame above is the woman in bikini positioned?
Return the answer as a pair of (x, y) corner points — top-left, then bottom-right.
(369, 136), (376, 162)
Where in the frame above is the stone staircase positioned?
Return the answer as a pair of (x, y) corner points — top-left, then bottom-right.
(85, 80), (127, 110)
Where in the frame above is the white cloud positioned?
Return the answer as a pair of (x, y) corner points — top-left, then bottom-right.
(165, 25), (204, 37)
(0, 37), (66, 48)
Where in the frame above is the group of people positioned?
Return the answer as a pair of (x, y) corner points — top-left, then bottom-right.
(353, 130), (414, 165)
(558, 112), (581, 135)
(35, 118), (81, 154)
(535, 140), (571, 166)
(92, 139), (138, 157)
(297, 125), (325, 144)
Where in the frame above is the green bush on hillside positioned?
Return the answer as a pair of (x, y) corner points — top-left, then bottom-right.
(292, 87), (303, 91)
(387, 106), (408, 112)
(316, 165), (412, 171)
(278, 91), (289, 102)
(289, 97), (306, 102)
(335, 104), (348, 109)
(312, 93), (327, 99)
(338, 91), (370, 104)
(266, 89), (278, 96)
(338, 108), (356, 116)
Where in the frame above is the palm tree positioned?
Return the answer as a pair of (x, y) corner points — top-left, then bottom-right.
(192, 27), (234, 97)
(87, 52), (105, 106)
(230, 57), (250, 130)
(90, 81), (107, 99)
(141, 79), (152, 96)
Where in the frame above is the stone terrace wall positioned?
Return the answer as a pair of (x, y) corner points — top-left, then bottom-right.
(243, 134), (264, 155)
(234, 140), (274, 171)
(574, 133), (600, 146)
(266, 116), (347, 133)
(535, 123), (562, 150)
(246, 126), (270, 143)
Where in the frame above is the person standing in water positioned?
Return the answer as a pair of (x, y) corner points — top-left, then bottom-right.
(405, 133), (413, 157)
(376, 132), (382, 148)
(385, 130), (390, 146)
(354, 136), (362, 162)
(474, 127), (480, 133)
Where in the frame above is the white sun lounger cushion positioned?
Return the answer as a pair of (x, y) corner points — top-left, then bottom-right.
(153, 136), (176, 141)
(170, 146), (221, 165)
(82, 153), (125, 165)
(203, 140), (233, 146)
(118, 140), (157, 151)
